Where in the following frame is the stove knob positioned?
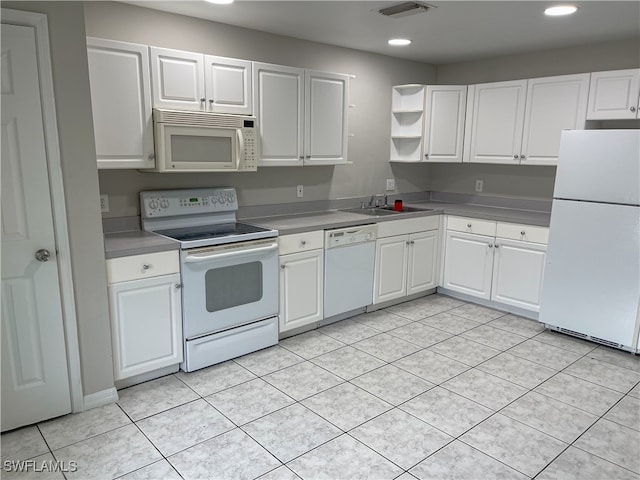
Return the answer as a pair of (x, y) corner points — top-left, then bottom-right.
(160, 199), (169, 209)
(149, 200), (158, 210)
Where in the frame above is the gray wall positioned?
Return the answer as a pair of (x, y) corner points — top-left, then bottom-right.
(84, 2), (438, 218)
(2, 2), (114, 396)
(430, 39), (640, 200)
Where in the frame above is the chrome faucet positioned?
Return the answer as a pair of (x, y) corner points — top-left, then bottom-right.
(368, 193), (386, 207)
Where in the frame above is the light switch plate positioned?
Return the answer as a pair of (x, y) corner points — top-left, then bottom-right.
(386, 178), (395, 191)
(296, 185), (304, 198)
(475, 179), (484, 193)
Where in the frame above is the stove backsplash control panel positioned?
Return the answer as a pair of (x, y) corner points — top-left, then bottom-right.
(141, 188), (238, 218)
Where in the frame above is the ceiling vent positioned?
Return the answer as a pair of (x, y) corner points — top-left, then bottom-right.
(378, 2), (433, 18)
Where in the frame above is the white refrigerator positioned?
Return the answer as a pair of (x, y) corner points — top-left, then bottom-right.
(539, 130), (640, 352)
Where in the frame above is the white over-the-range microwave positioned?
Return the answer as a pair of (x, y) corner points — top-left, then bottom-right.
(142, 108), (257, 172)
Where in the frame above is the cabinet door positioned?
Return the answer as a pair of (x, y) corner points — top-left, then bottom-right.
(373, 235), (408, 304)
(304, 70), (349, 165)
(108, 273), (183, 381)
(204, 55), (252, 115)
(407, 230), (439, 295)
(466, 80), (527, 164)
(521, 74), (590, 166)
(587, 69), (640, 120)
(423, 85), (466, 163)
(279, 249), (323, 333)
(443, 231), (494, 300)
(491, 238), (546, 312)
(86, 38), (154, 169)
(150, 47), (205, 110)
(253, 62), (304, 166)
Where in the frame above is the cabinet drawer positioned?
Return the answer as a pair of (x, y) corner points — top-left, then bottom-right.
(106, 250), (179, 284)
(447, 216), (496, 236)
(377, 216), (440, 238)
(278, 230), (324, 255)
(497, 222), (549, 244)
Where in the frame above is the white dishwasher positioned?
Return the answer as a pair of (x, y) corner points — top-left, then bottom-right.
(323, 224), (377, 320)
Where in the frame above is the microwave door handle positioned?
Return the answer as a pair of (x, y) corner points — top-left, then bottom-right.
(237, 128), (244, 168)
(184, 243), (278, 263)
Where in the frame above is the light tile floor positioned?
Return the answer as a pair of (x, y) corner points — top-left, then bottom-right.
(3, 294), (640, 480)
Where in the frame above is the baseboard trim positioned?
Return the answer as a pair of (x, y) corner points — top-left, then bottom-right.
(83, 387), (118, 411)
(436, 287), (539, 320)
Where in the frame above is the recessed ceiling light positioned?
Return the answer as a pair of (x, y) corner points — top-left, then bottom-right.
(388, 38), (412, 46)
(205, 0), (234, 4)
(544, 5), (578, 16)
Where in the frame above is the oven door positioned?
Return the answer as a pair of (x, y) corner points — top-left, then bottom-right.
(180, 239), (278, 339)
(156, 123), (240, 171)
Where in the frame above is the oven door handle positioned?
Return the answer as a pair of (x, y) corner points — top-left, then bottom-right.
(184, 242), (278, 263)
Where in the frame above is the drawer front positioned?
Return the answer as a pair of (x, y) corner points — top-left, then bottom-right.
(107, 250), (179, 284)
(447, 216), (496, 236)
(377, 216), (440, 238)
(497, 222), (549, 244)
(278, 230), (324, 255)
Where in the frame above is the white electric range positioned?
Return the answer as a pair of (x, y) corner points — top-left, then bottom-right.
(141, 187), (279, 372)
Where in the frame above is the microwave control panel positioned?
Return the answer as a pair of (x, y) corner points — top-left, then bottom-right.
(240, 125), (257, 171)
(140, 188), (238, 218)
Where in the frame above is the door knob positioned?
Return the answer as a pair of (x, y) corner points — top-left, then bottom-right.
(35, 249), (51, 262)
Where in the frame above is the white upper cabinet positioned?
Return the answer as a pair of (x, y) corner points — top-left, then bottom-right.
(204, 55), (252, 115)
(150, 47), (252, 114)
(253, 62), (348, 166)
(465, 80), (527, 164)
(423, 85), (467, 163)
(521, 73), (590, 166)
(253, 62), (304, 166)
(304, 70), (349, 165)
(86, 38), (154, 169)
(465, 74), (590, 166)
(150, 47), (205, 111)
(587, 69), (640, 120)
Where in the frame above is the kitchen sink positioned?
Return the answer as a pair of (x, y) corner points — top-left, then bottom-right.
(341, 207), (399, 216)
(380, 206), (433, 213)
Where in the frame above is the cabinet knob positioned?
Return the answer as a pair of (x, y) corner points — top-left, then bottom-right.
(467, 223), (472, 228)
(300, 240), (307, 246)
(424, 153), (429, 158)
(495, 244), (500, 249)
(142, 264), (150, 270)
(488, 244), (494, 248)
(209, 99), (214, 104)
(521, 230), (526, 236)
(410, 240), (415, 245)
(175, 283), (182, 289)
(200, 98), (206, 103)
(305, 155), (311, 159)
(280, 264), (285, 269)
(513, 154), (519, 159)
(406, 241), (411, 245)
(631, 106), (637, 113)
(520, 154), (526, 160)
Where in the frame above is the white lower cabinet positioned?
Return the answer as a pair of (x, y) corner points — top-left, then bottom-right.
(278, 231), (324, 334)
(443, 216), (548, 312)
(106, 251), (183, 381)
(373, 217), (440, 305)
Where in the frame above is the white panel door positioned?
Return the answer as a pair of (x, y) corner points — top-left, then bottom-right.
(586, 69), (640, 120)
(467, 80), (527, 164)
(86, 37), (154, 169)
(109, 274), (183, 380)
(373, 236), (408, 304)
(253, 62), (304, 166)
(491, 239), (546, 312)
(407, 230), (439, 295)
(150, 47), (205, 110)
(1, 23), (71, 431)
(423, 85), (466, 163)
(521, 74), (590, 166)
(204, 55), (252, 115)
(443, 231), (494, 300)
(304, 70), (349, 165)
(279, 250), (323, 333)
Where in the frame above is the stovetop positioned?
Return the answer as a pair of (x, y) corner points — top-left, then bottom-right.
(154, 222), (277, 249)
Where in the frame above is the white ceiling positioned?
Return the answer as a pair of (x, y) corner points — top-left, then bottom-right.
(123, 1), (640, 64)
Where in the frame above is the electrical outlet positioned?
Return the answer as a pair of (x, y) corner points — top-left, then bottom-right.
(386, 178), (395, 191)
(475, 179), (484, 193)
(100, 194), (110, 213)
(296, 185), (303, 198)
